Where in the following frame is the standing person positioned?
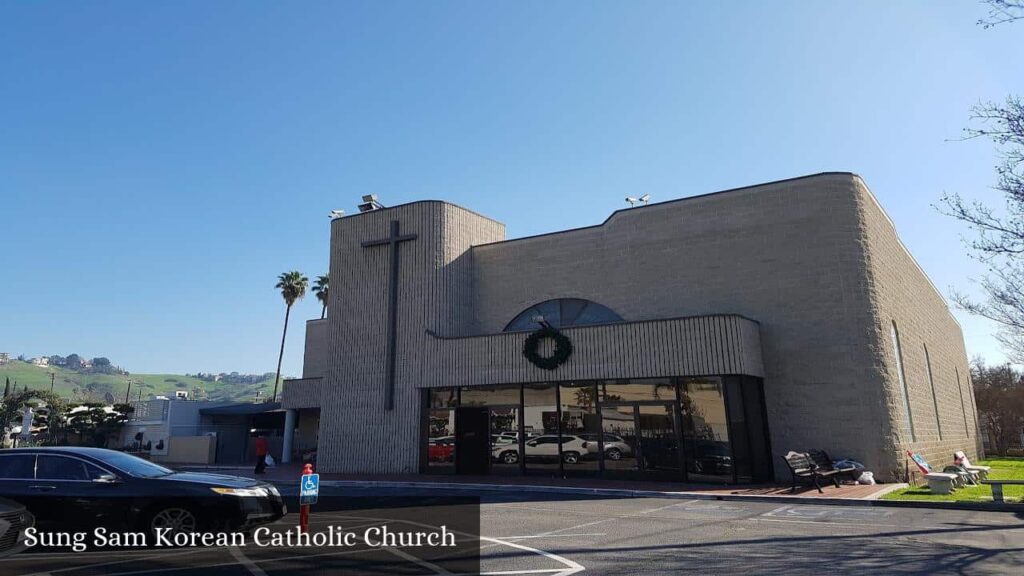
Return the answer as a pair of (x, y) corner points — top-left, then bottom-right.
(254, 434), (269, 475)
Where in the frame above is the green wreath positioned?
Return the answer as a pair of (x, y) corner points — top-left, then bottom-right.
(523, 326), (573, 370)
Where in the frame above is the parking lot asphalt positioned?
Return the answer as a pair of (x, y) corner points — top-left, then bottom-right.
(2, 486), (1022, 575)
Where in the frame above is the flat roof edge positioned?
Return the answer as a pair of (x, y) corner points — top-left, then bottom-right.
(426, 313), (760, 341)
(331, 199), (506, 227)
(474, 171), (861, 248)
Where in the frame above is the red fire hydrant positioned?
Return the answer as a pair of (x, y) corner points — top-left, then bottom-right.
(299, 463), (314, 533)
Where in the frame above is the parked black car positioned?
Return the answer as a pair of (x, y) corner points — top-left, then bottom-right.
(0, 447), (285, 537)
(0, 497), (33, 557)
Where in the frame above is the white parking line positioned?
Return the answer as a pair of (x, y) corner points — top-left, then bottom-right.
(498, 533), (606, 540)
(636, 499), (700, 514)
(477, 565), (573, 569)
(385, 546), (455, 575)
(229, 545), (268, 576)
(478, 536), (584, 576)
(331, 513), (586, 576)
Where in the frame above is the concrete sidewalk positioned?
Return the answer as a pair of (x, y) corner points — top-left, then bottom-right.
(177, 462), (909, 505)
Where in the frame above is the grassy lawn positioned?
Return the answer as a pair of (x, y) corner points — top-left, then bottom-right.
(881, 457), (1024, 503)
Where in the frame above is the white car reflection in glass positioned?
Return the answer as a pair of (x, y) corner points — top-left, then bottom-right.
(490, 435), (592, 465)
(576, 433), (634, 461)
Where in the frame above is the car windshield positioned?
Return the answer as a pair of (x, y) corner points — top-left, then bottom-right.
(92, 451), (175, 478)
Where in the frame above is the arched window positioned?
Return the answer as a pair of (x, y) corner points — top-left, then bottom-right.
(503, 299), (623, 332)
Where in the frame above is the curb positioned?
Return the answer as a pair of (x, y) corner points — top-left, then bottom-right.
(273, 479), (1022, 513)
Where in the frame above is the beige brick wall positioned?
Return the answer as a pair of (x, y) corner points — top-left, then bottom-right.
(855, 179), (983, 478)
(302, 319), (328, 378)
(473, 173), (893, 479)
(291, 173), (976, 482)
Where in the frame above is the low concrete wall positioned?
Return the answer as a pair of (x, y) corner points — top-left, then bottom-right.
(154, 435), (216, 464)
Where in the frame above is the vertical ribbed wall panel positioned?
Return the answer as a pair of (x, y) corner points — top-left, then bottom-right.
(421, 314), (763, 388)
(310, 202), (505, 474)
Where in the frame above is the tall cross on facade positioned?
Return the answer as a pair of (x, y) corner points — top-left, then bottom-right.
(361, 220), (418, 410)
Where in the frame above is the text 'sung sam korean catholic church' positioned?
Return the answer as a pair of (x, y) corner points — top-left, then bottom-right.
(279, 172), (983, 484)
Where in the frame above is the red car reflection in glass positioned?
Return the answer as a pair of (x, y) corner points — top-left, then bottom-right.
(428, 437), (455, 462)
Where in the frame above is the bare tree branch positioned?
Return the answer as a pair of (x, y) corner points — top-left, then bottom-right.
(943, 96), (1024, 361)
(978, 0), (1024, 28)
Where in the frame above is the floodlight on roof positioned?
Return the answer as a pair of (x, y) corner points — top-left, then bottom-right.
(357, 194), (386, 213)
(625, 194), (651, 207)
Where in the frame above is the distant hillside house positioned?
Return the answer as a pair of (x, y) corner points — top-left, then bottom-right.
(0, 353), (8, 366)
(30, 357), (49, 367)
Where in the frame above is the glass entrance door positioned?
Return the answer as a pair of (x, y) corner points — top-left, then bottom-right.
(636, 404), (682, 479)
(455, 407), (489, 475)
(601, 403), (682, 480)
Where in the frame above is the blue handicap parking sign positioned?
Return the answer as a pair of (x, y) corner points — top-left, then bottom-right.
(299, 473), (319, 505)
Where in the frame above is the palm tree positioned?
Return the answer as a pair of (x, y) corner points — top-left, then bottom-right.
(313, 275), (329, 319)
(272, 271), (309, 402)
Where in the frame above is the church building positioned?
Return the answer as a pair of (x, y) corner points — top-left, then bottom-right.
(280, 172), (982, 484)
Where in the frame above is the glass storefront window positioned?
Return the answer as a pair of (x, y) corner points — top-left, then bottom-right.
(523, 383), (559, 475)
(600, 378), (677, 402)
(489, 407), (521, 475)
(422, 376), (770, 484)
(736, 376), (773, 482)
(725, 377), (753, 483)
(600, 405), (640, 475)
(426, 388), (458, 470)
(560, 382), (599, 474)
(460, 385), (520, 406)
(680, 377), (732, 483)
(429, 388), (458, 409)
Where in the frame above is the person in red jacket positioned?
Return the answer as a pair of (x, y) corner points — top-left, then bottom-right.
(254, 434), (269, 475)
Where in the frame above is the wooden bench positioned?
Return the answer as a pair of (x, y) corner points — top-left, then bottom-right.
(808, 449), (860, 484)
(981, 480), (1024, 503)
(781, 451), (840, 493)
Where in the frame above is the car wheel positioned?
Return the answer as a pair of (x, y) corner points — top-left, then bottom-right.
(501, 451), (519, 464)
(562, 451), (580, 464)
(605, 447), (623, 461)
(147, 506), (201, 540)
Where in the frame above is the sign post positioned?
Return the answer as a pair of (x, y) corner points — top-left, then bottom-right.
(298, 463), (318, 533)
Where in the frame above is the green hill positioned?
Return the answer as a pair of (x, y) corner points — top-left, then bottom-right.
(0, 361), (283, 403)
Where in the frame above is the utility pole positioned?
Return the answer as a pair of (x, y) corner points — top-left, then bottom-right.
(124, 379), (132, 404)
(49, 372), (55, 393)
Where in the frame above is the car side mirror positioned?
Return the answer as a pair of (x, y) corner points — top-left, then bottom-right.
(526, 441), (537, 447)
(93, 474), (121, 484)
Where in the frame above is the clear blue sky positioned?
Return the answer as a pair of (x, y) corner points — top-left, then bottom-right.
(2, 1), (1021, 376)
